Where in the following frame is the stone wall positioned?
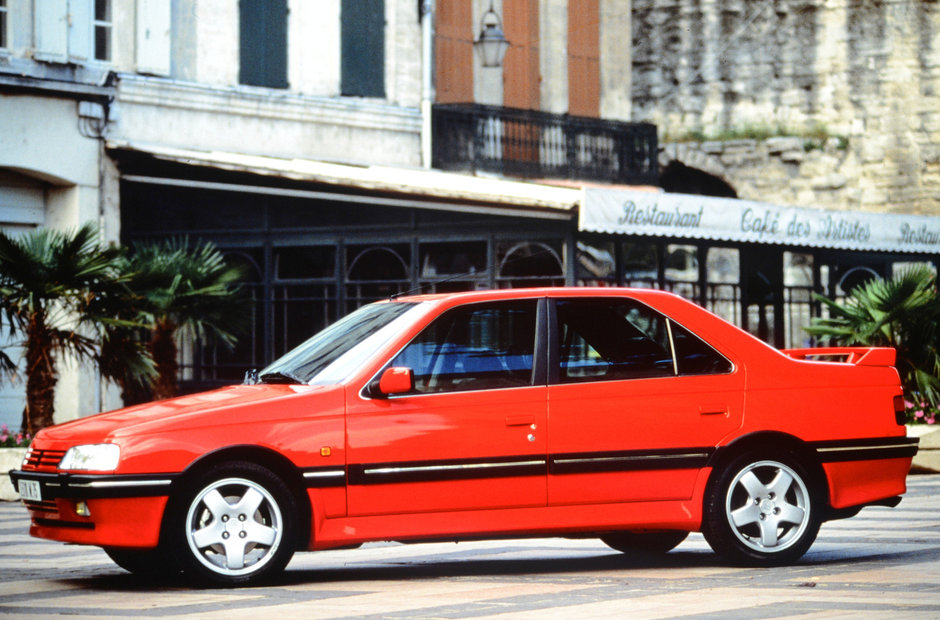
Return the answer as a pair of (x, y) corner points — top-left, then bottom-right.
(634, 0), (940, 215)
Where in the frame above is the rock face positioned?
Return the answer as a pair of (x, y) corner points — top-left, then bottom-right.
(633, 0), (940, 215)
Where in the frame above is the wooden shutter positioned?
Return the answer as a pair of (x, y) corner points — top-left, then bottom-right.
(67, 0), (93, 62)
(239, 0), (288, 88)
(136, 0), (171, 76)
(34, 0), (69, 62)
(341, 0), (385, 97)
(502, 0), (539, 163)
(502, 0), (539, 111)
(435, 0), (473, 103)
(568, 0), (599, 117)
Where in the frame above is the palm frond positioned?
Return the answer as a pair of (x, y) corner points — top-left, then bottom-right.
(807, 266), (940, 408)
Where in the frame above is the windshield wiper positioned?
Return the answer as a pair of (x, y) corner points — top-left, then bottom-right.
(259, 370), (305, 385)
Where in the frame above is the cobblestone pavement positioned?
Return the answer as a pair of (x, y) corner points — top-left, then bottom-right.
(1, 475), (938, 619)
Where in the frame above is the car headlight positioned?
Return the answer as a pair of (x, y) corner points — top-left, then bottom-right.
(59, 444), (120, 471)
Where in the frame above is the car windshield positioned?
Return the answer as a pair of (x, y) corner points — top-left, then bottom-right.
(260, 301), (424, 385)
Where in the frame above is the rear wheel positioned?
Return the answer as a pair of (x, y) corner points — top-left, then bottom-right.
(601, 530), (688, 554)
(167, 462), (298, 585)
(703, 454), (820, 565)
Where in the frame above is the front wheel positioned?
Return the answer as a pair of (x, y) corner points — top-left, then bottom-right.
(702, 455), (821, 566)
(167, 462), (298, 586)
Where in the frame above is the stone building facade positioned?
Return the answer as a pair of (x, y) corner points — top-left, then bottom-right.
(633, 0), (940, 215)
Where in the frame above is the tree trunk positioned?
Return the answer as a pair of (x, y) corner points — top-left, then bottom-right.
(150, 321), (178, 401)
(24, 313), (57, 434)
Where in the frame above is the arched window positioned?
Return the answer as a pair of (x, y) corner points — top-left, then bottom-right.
(496, 241), (564, 288)
(346, 245), (411, 310)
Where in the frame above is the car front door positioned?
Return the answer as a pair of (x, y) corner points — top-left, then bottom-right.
(546, 297), (744, 506)
(346, 298), (548, 516)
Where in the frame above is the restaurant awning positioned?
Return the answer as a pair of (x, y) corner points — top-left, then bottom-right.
(581, 187), (940, 254)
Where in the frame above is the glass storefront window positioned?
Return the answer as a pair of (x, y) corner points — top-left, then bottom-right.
(576, 240), (616, 286)
(706, 247), (739, 284)
(665, 245), (698, 281)
(784, 252), (814, 349)
(275, 246), (336, 279)
(621, 242), (658, 287)
(346, 244), (412, 310)
(665, 244), (699, 300)
(419, 241), (488, 293)
(892, 261), (936, 278)
(706, 247), (740, 325)
(496, 241), (564, 288)
(784, 252), (813, 287)
(420, 241), (486, 277)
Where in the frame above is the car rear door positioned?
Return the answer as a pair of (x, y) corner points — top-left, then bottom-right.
(346, 298), (548, 516)
(546, 297), (744, 506)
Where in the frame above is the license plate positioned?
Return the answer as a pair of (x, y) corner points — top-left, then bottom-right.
(18, 479), (41, 502)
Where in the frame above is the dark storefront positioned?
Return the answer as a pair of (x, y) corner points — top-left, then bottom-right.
(114, 147), (940, 393)
(114, 146), (578, 391)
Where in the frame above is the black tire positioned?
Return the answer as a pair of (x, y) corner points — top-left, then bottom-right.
(166, 461), (298, 586)
(601, 530), (689, 554)
(104, 547), (180, 577)
(702, 453), (821, 566)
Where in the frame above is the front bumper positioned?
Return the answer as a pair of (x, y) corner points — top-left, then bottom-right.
(8, 469), (177, 548)
(9, 469), (178, 499)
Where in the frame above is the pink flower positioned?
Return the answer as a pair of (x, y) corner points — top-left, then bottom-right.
(915, 410), (925, 419)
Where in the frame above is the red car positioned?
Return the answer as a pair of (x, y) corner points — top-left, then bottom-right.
(10, 288), (918, 585)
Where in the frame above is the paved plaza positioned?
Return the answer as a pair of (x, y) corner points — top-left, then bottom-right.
(0, 474), (938, 618)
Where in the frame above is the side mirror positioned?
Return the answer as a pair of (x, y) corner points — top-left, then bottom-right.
(368, 367), (414, 398)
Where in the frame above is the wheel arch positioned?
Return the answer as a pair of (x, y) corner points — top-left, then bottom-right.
(166, 445), (312, 551)
(707, 432), (830, 509)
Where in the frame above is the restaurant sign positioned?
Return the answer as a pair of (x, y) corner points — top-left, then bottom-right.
(580, 188), (940, 254)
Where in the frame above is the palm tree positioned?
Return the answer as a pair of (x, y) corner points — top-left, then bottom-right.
(123, 239), (247, 401)
(806, 265), (940, 408)
(0, 224), (124, 434)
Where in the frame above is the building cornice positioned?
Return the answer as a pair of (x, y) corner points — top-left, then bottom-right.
(115, 74), (422, 135)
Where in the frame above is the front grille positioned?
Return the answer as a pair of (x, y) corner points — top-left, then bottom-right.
(23, 499), (58, 513)
(22, 448), (66, 472)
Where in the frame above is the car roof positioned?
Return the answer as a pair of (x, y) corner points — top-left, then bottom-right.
(390, 287), (681, 305)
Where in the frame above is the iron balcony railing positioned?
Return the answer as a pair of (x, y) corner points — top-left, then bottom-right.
(432, 103), (658, 185)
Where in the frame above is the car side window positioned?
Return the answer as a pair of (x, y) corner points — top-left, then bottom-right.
(556, 298), (730, 383)
(671, 320), (734, 375)
(389, 300), (537, 393)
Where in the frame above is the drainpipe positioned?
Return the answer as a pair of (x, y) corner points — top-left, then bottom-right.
(420, 0), (434, 169)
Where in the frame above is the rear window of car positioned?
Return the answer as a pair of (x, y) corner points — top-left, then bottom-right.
(556, 298), (731, 383)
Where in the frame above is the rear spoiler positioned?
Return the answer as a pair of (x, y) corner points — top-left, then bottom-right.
(782, 347), (896, 367)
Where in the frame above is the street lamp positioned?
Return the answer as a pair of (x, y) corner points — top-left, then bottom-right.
(474, 1), (510, 68)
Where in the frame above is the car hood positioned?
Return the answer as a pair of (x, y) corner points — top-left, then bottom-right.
(39, 383), (338, 443)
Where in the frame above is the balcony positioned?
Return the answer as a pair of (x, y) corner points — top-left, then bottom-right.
(432, 103), (658, 186)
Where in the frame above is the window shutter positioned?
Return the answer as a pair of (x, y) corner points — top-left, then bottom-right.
(33, 0), (69, 62)
(67, 0), (93, 62)
(136, 0), (171, 75)
(239, 0), (287, 88)
(435, 0), (473, 103)
(341, 0), (385, 97)
(568, 0), (599, 117)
